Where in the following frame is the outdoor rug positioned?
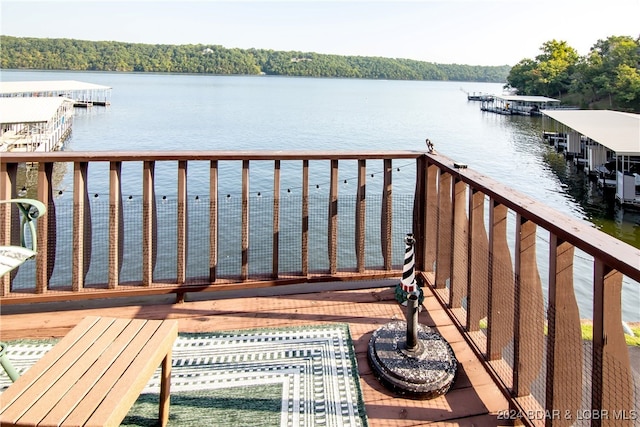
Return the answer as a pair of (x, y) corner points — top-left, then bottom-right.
(0, 323), (368, 427)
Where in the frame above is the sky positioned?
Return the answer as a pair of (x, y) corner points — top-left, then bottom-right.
(1, 0), (639, 67)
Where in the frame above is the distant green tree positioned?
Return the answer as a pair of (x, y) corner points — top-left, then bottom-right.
(505, 36), (639, 112)
(614, 64), (640, 110)
(506, 40), (578, 97)
(505, 58), (537, 94)
(534, 40), (579, 97)
(581, 36), (640, 110)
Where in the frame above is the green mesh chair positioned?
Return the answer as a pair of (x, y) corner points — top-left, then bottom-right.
(0, 198), (46, 382)
(0, 198), (46, 278)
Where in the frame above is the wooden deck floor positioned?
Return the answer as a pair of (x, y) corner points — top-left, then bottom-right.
(0, 280), (512, 426)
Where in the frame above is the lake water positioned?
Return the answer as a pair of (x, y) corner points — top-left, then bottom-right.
(2, 69), (639, 321)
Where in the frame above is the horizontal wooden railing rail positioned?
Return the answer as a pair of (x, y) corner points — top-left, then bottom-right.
(1, 150), (423, 303)
(415, 152), (640, 427)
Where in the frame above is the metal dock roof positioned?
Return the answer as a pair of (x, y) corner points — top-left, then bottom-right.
(543, 110), (640, 155)
(0, 80), (111, 95)
(0, 97), (74, 124)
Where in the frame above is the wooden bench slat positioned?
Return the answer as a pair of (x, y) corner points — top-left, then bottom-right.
(0, 316), (106, 423)
(0, 316), (178, 427)
(0, 316), (101, 413)
(19, 318), (133, 426)
(62, 320), (176, 427)
(55, 320), (161, 426)
(2, 317), (117, 424)
(86, 320), (177, 427)
(36, 319), (148, 426)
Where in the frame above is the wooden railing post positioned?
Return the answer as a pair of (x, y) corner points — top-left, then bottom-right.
(487, 200), (513, 361)
(381, 158), (392, 270)
(72, 162), (90, 291)
(466, 189), (488, 333)
(108, 161), (123, 289)
(301, 160), (309, 276)
(241, 160), (249, 280)
(592, 260), (634, 427)
(546, 235), (582, 427)
(512, 215), (544, 397)
(435, 171), (453, 290)
(449, 177), (468, 309)
(209, 160), (218, 282)
(142, 160), (156, 286)
(36, 162), (55, 293)
(177, 160), (188, 284)
(423, 162), (438, 272)
(328, 159), (338, 275)
(355, 159), (366, 273)
(272, 160), (280, 279)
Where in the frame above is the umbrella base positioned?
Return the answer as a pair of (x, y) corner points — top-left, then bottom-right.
(367, 321), (457, 399)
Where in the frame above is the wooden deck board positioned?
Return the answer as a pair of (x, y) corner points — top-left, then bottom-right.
(0, 282), (512, 426)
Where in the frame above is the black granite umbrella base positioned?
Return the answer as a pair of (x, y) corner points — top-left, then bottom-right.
(367, 320), (458, 399)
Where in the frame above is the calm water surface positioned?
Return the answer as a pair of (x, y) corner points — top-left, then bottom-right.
(3, 70), (638, 320)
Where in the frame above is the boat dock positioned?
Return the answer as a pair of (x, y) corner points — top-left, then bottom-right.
(481, 94), (561, 116)
(0, 80), (112, 107)
(0, 80), (111, 153)
(466, 91), (493, 101)
(0, 97), (75, 153)
(542, 110), (640, 206)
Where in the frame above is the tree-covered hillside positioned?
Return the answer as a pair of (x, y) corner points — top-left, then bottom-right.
(0, 36), (510, 82)
(505, 35), (640, 112)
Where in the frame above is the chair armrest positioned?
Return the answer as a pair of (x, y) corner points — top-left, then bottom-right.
(0, 198), (47, 252)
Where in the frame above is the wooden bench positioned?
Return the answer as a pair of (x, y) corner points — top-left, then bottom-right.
(0, 316), (178, 427)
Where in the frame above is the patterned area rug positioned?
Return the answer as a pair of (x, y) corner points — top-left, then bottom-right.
(0, 323), (368, 427)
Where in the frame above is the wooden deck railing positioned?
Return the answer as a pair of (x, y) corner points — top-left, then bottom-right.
(1, 150), (639, 426)
(415, 153), (640, 427)
(1, 151), (421, 302)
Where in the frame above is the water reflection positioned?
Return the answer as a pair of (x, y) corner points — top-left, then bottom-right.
(543, 149), (640, 249)
(14, 162), (68, 200)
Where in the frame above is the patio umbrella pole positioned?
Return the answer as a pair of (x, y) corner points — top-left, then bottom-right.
(405, 293), (419, 352)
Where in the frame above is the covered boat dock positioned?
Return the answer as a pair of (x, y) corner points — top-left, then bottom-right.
(542, 109), (640, 206)
(0, 97), (74, 152)
(0, 80), (111, 107)
(481, 94), (561, 116)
